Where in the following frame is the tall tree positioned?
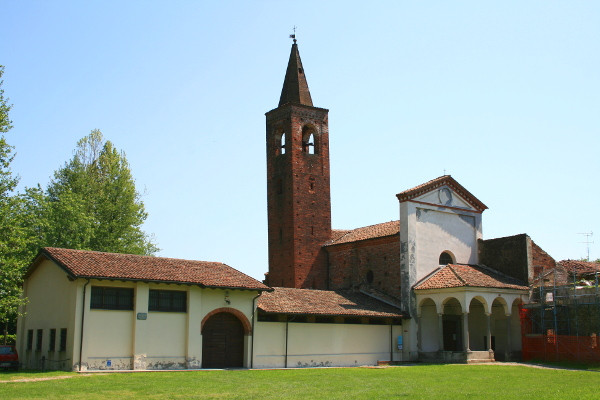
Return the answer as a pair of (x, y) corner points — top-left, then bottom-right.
(0, 65), (29, 343)
(44, 130), (158, 255)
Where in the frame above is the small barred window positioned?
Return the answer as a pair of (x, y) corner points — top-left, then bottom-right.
(149, 290), (187, 312)
(439, 252), (453, 265)
(91, 286), (134, 310)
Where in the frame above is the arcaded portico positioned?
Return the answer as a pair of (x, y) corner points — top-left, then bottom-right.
(414, 264), (527, 363)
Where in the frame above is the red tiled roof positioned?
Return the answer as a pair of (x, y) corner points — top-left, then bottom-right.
(559, 260), (600, 275)
(414, 264), (527, 290)
(324, 221), (399, 246)
(32, 247), (270, 291)
(257, 287), (405, 318)
(330, 229), (352, 241)
(396, 175), (488, 212)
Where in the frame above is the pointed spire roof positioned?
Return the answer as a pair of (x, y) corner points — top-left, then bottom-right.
(279, 42), (313, 107)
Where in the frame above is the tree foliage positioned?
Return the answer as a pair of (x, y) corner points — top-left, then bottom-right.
(0, 67), (157, 343)
(41, 129), (158, 255)
(0, 65), (29, 343)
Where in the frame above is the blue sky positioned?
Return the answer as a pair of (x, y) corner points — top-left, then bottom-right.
(2, 1), (599, 279)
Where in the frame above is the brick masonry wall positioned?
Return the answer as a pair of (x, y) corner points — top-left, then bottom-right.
(266, 104), (331, 289)
(478, 234), (530, 283)
(531, 241), (557, 275)
(326, 235), (401, 299)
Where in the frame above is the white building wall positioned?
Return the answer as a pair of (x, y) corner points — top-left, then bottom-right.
(415, 208), (479, 281)
(253, 321), (403, 368)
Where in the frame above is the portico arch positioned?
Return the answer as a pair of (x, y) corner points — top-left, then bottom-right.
(509, 298), (523, 359)
(490, 297), (509, 359)
(468, 297), (488, 351)
(442, 297), (463, 351)
(418, 298), (439, 351)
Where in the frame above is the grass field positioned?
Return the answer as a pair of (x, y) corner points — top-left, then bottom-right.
(1, 364), (599, 399)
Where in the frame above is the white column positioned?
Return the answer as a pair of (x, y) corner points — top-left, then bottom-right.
(462, 312), (470, 352)
(417, 315), (422, 352)
(505, 315), (512, 361)
(486, 312), (492, 351)
(438, 313), (444, 351)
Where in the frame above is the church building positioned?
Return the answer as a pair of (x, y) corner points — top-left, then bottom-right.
(262, 40), (530, 363)
(17, 40), (546, 370)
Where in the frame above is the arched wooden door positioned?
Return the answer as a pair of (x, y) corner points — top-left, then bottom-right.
(202, 312), (244, 368)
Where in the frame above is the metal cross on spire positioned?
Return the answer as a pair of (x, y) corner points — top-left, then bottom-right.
(289, 26), (297, 43)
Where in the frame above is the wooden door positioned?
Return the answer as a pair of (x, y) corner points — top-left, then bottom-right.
(202, 312), (244, 368)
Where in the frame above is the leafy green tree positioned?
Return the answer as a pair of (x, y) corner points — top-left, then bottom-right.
(0, 65), (29, 344)
(43, 129), (158, 255)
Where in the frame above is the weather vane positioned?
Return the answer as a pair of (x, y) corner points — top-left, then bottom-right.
(289, 26), (297, 43)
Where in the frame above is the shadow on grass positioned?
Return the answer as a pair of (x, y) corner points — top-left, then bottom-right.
(525, 359), (600, 372)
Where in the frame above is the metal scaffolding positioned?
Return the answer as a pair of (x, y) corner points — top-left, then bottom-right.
(521, 269), (600, 363)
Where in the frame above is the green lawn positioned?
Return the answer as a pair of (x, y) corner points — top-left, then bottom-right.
(1, 364), (599, 399)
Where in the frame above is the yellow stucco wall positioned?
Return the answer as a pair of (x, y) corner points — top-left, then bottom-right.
(80, 282), (258, 370)
(17, 259), (79, 370)
(85, 308), (135, 369)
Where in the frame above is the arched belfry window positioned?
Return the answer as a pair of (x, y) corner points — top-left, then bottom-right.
(366, 270), (374, 284)
(302, 127), (317, 154)
(439, 252), (454, 266)
(279, 133), (286, 155)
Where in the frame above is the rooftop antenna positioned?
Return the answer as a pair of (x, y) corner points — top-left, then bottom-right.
(578, 231), (594, 261)
(290, 26), (297, 44)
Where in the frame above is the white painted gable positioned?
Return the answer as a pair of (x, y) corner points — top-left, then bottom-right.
(414, 185), (476, 211)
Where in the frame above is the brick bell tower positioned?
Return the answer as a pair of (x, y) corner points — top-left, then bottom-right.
(265, 40), (331, 289)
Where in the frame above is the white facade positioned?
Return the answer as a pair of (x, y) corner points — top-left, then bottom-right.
(400, 184), (483, 321)
(397, 179), (528, 362)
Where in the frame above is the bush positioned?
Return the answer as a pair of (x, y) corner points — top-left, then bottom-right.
(1, 334), (17, 345)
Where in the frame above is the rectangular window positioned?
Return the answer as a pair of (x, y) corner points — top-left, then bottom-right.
(149, 290), (187, 312)
(36, 329), (43, 351)
(91, 286), (134, 310)
(49, 329), (56, 351)
(59, 328), (67, 351)
(27, 330), (33, 350)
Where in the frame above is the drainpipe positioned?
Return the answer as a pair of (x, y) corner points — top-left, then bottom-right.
(389, 322), (393, 363)
(78, 279), (90, 372)
(285, 318), (289, 368)
(250, 292), (262, 369)
(284, 315), (296, 368)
